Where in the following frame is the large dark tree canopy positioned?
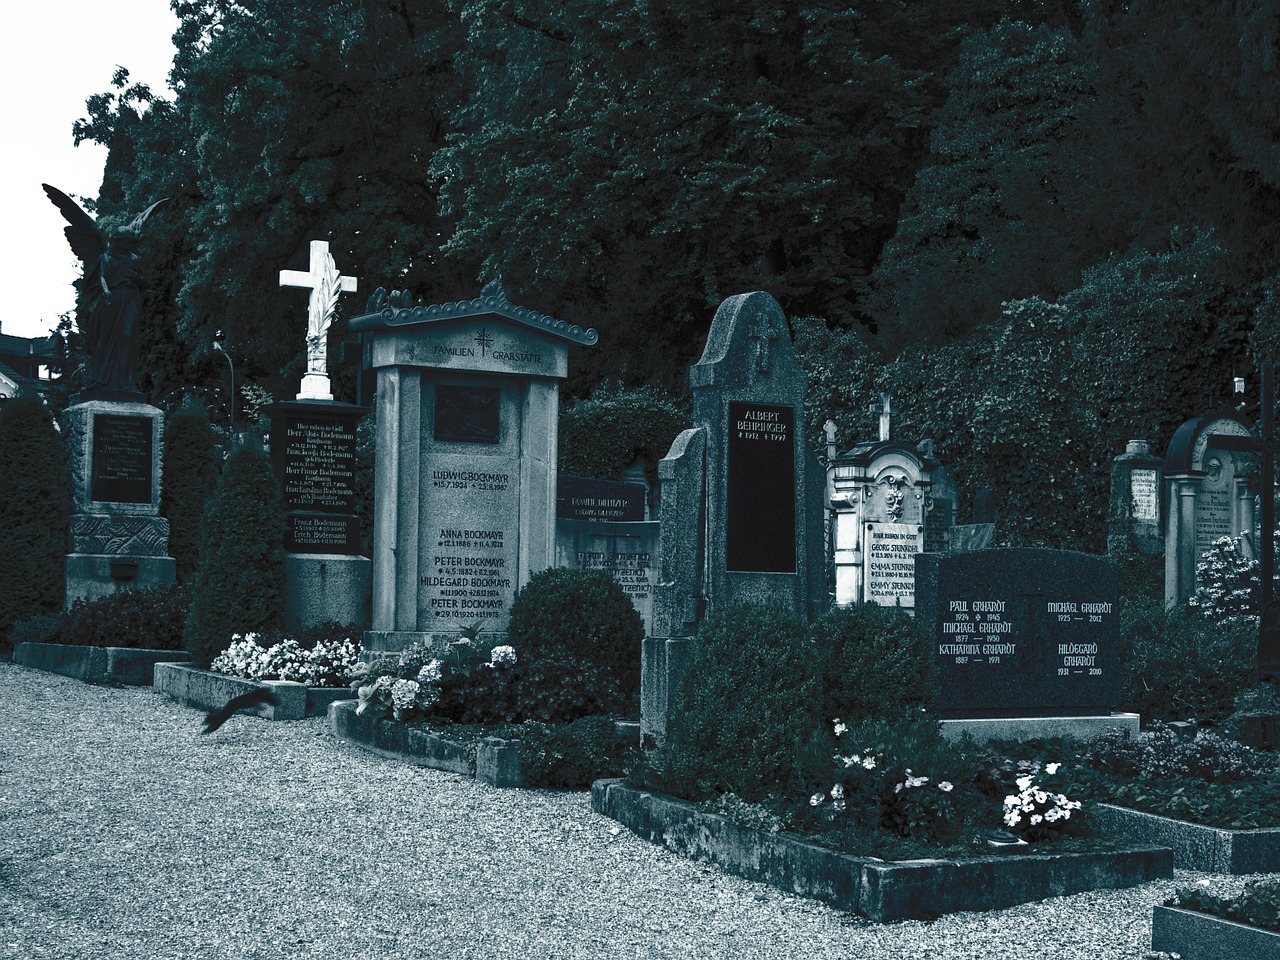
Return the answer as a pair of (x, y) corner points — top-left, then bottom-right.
(74, 1), (1280, 545)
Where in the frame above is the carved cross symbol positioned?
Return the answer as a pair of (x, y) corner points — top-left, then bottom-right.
(279, 240), (359, 399)
(474, 328), (494, 358)
(868, 392), (898, 442)
(749, 318), (779, 374)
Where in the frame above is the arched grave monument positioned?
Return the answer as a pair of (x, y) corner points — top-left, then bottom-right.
(1163, 410), (1257, 608)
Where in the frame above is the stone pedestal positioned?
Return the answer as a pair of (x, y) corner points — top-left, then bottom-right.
(282, 553), (371, 631)
(62, 400), (175, 607)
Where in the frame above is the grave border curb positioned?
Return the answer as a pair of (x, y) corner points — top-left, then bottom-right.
(152, 662), (347, 720)
(1094, 802), (1280, 874)
(327, 699), (524, 787)
(1151, 904), (1280, 960)
(14, 641), (191, 686)
(591, 778), (1173, 923)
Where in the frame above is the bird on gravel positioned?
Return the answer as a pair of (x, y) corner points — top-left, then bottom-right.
(202, 688), (279, 733)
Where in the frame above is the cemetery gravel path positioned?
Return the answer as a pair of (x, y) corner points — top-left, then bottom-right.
(1, 663), (1274, 960)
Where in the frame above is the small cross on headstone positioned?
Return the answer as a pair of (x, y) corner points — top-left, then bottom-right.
(280, 240), (359, 401)
(749, 318), (780, 374)
(869, 392), (897, 442)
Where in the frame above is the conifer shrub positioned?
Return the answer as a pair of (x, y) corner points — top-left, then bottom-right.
(638, 603), (822, 804)
(160, 397), (219, 581)
(1117, 595), (1254, 724)
(507, 568), (643, 697)
(183, 437), (286, 666)
(811, 603), (935, 724)
(500, 716), (638, 789)
(0, 393), (69, 647)
(4, 615), (61, 659)
(53, 584), (192, 650)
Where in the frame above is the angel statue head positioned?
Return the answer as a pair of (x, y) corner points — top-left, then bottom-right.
(42, 183), (168, 400)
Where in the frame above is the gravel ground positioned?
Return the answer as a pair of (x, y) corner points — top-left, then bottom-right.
(0, 661), (1274, 960)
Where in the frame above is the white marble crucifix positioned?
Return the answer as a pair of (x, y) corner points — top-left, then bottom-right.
(279, 239), (359, 401)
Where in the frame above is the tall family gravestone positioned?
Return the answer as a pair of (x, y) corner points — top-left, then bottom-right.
(824, 396), (956, 613)
(268, 240), (370, 629)
(916, 548), (1137, 740)
(348, 281), (596, 655)
(63, 400), (176, 605)
(1163, 410), (1256, 607)
(641, 291), (826, 742)
(1108, 439), (1164, 557)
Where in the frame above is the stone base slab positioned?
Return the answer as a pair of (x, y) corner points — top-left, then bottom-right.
(591, 778), (1172, 923)
(283, 552), (371, 631)
(1152, 905), (1280, 960)
(939, 712), (1140, 743)
(1094, 803), (1280, 874)
(13, 642), (190, 685)
(328, 700), (524, 787)
(152, 662), (344, 721)
(65, 553), (176, 609)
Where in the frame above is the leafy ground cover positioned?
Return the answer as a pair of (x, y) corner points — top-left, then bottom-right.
(1172, 878), (1280, 933)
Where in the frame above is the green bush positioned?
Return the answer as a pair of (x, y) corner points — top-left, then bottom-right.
(1117, 595), (1255, 724)
(5, 614), (62, 658)
(507, 568), (643, 698)
(53, 584), (192, 650)
(160, 397), (219, 582)
(811, 604), (934, 724)
(433, 653), (626, 725)
(0, 393), (69, 646)
(500, 716), (638, 789)
(558, 382), (688, 492)
(637, 603), (822, 804)
(183, 437), (286, 666)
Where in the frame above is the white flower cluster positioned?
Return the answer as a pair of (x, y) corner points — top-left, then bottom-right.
(210, 633), (363, 687)
(390, 679), (420, 711)
(489, 645), (517, 666)
(1002, 767), (1081, 829)
(892, 769), (953, 794)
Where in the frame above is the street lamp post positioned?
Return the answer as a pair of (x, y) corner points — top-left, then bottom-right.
(212, 340), (235, 436)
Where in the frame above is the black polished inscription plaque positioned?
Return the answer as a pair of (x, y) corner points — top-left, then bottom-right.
(91, 414), (152, 503)
(557, 476), (646, 521)
(726, 401), (796, 572)
(278, 415), (358, 511)
(434, 385), (500, 444)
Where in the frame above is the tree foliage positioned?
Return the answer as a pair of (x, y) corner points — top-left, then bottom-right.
(0, 394), (70, 641)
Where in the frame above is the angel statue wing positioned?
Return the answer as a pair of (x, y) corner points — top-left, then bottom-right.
(41, 183), (105, 267)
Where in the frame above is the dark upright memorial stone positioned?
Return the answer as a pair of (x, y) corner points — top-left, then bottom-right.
(557, 476), (646, 521)
(267, 401), (364, 554)
(725, 401), (796, 572)
(91, 414), (153, 503)
(916, 549), (1119, 717)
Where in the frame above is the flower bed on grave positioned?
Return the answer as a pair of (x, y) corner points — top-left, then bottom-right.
(988, 724), (1280, 873)
(1151, 879), (1280, 960)
(334, 633), (638, 789)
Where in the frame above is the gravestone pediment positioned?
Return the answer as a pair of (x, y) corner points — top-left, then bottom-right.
(352, 281), (597, 379)
(690, 292), (801, 394)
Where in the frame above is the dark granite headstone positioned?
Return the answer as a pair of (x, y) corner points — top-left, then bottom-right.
(267, 401), (364, 554)
(91, 414), (153, 503)
(916, 549), (1119, 717)
(725, 401), (796, 572)
(557, 476), (646, 521)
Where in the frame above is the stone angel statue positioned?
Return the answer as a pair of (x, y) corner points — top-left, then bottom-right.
(42, 183), (167, 399)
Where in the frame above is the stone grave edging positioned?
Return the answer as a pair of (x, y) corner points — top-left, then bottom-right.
(14, 641), (191, 686)
(152, 662), (347, 721)
(1094, 803), (1280, 874)
(327, 699), (523, 787)
(591, 778), (1173, 923)
(1151, 905), (1280, 960)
